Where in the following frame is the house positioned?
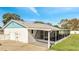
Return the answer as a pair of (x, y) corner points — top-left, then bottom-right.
(2, 20), (70, 48)
(70, 30), (79, 34)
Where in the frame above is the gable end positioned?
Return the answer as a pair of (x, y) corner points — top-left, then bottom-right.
(5, 21), (25, 28)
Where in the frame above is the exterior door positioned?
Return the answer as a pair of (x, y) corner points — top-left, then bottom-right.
(10, 32), (16, 40)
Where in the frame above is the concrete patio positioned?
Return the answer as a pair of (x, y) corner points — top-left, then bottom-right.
(0, 40), (48, 51)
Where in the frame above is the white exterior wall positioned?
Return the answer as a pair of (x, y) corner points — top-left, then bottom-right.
(70, 31), (79, 34)
(4, 28), (28, 43)
(28, 30), (37, 43)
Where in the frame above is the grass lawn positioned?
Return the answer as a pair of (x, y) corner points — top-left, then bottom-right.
(50, 34), (79, 51)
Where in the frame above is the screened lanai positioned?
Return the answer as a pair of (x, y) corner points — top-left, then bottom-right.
(32, 28), (70, 41)
(29, 28), (70, 48)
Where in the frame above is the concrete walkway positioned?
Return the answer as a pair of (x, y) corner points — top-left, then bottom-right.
(0, 40), (48, 51)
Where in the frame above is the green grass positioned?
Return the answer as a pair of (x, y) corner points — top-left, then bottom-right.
(50, 34), (79, 51)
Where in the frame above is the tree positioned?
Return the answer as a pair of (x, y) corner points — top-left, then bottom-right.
(67, 18), (79, 30)
(53, 25), (60, 28)
(0, 26), (2, 28)
(2, 13), (23, 25)
(34, 21), (53, 26)
(46, 23), (53, 26)
(34, 21), (45, 24)
(59, 19), (68, 24)
(59, 18), (79, 30)
(59, 19), (69, 29)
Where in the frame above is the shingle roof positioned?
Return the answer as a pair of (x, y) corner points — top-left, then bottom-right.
(3, 20), (60, 31)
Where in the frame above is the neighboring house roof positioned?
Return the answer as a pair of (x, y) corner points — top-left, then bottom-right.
(2, 20), (60, 31)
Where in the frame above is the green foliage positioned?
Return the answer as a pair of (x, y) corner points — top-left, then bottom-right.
(34, 21), (53, 26)
(50, 35), (79, 51)
(46, 23), (53, 26)
(60, 18), (79, 30)
(53, 25), (59, 28)
(0, 26), (2, 28)
(59, 19), (68, 24)
(2, 13), (23, 25)
(34, 21), (45, 24)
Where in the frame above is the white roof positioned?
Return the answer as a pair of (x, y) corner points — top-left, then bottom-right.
(3, 20), (60, 31)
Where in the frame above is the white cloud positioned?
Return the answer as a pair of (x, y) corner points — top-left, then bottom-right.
(28, 7), (39, 15)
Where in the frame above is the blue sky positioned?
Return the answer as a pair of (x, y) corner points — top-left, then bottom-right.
(0, 7), (79, 26)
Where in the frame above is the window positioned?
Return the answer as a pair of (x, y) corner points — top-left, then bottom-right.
(31, 30), (33, 34)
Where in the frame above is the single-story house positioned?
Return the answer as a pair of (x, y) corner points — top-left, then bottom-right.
(70, 30), (79, 34)
(2, 20), (70, 48)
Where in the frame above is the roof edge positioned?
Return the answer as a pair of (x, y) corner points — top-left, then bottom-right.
(2, 19), (25, 29)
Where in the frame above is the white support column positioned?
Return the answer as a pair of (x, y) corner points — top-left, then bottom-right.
(48, 31), (50, 48)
